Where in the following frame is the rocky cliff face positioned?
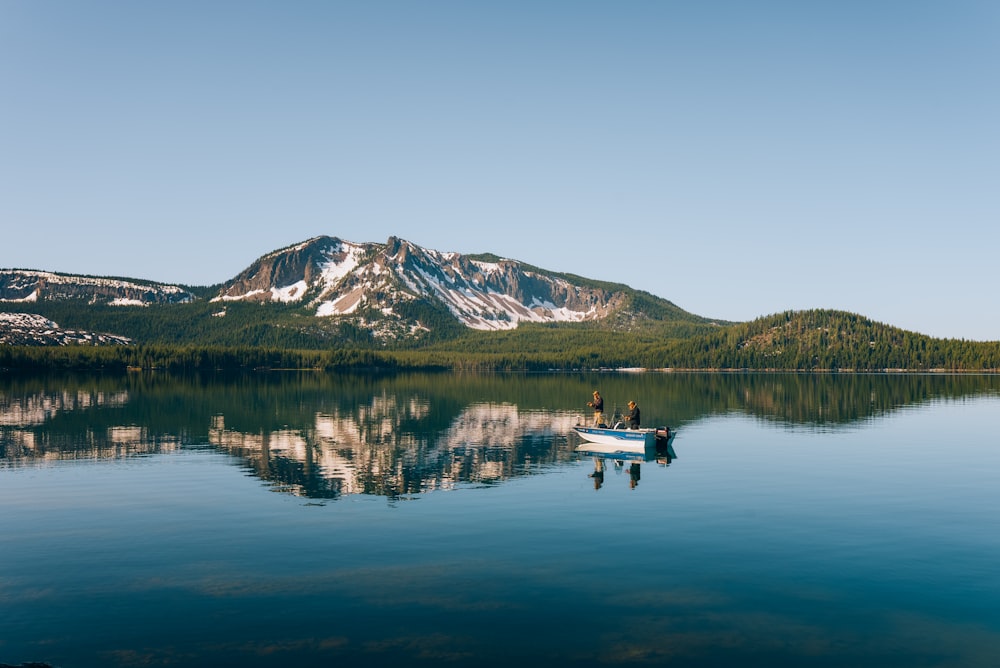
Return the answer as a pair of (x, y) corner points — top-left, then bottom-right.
(212, 236), (625, 331)
(0, 269), (194, 305)
(210, 238), (343, 304)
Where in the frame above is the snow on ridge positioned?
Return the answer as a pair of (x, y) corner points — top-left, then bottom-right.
(397, 264), (425, 294)
(271, 280), (308, 302)
(470, 260), (503, 274)
(432, 284), (582, 331)
(313, 256), (414, 317)
(0, 289), (39, 303)
(214, 288), (267, 302)
(318, 242), (364, 288)
(546, 305), (594, 322)
(0, 269), (189, 294)
(528, 296), (596, 322)
(315, 289), (363, 316)
(399, 257), (598, 330)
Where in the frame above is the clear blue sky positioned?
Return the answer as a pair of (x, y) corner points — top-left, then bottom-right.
(2, 1), (997, 340)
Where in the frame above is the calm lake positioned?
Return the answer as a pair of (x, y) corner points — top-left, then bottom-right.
(2, 371), (999, 667)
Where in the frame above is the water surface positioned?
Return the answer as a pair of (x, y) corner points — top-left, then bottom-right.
(2, 372), (998, 667)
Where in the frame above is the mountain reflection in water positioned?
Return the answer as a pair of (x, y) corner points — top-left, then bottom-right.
(3, 371), (998, 501)
(208, 403), (580, 499)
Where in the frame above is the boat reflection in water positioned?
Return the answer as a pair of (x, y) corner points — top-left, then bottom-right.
(575, 427), (677, 490)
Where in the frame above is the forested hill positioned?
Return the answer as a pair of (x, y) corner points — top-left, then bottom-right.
(5, 238), (997, 373)
(3, 308), (997, 372)
(659, 309), (1000, 372)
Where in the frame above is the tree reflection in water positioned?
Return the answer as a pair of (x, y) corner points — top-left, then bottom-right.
(2, 370), (998, 499)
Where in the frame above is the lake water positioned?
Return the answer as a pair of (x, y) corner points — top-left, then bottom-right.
(2, 372), (999, 667)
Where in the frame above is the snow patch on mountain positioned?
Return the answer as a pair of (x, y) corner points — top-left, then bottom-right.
(2, 289), (39, 303)
(404, 260), (602, 330)
(214, 283), (307, 302)
(315, 288), (363, 316)
(319, 242), (364, 286)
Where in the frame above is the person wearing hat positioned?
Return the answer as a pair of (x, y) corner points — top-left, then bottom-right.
(587, 390), (605, 426)
(624, 401), (641, 429)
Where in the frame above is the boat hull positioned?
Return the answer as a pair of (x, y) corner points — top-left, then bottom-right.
(573, 426), (676, 461)
(573, 426), (657, 448)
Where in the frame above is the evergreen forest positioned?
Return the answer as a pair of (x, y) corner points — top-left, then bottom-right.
(2, 302), (998, 372)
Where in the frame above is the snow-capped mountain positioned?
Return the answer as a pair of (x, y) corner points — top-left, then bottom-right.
(1, 235), (709, 346)
(0, 269), (194, 305)
(213, 236), (627, 332)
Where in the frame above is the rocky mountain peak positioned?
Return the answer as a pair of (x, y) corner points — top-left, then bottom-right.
(2, 235), (702, 345)
(210, 236), (628, 334)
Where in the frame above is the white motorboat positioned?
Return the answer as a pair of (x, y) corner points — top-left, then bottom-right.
(572, 425), (676, 460)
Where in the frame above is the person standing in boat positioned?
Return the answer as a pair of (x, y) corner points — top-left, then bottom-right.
(587, 390), (605, 426)
(624, 401), (641, 429)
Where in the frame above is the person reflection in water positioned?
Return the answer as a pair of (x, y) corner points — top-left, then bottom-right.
(588, 457), (605, 490)
(628, 462), (641, 489)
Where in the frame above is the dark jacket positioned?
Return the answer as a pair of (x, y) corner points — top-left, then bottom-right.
(625, 405), (640, 429)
